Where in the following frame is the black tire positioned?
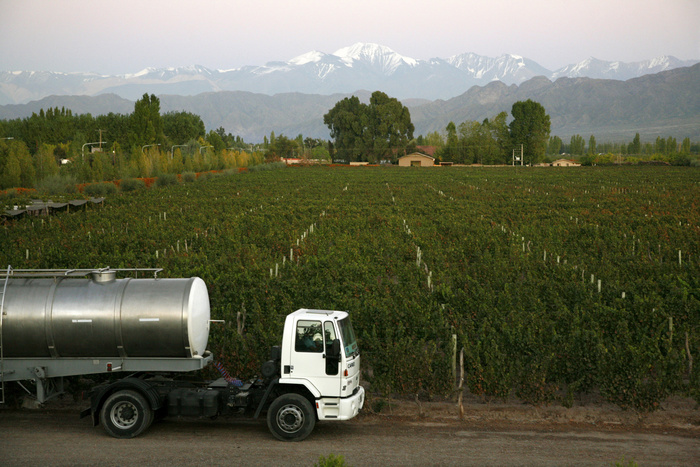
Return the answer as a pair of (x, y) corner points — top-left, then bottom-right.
(266, 393), (316, 441)
(99, 390), (154, 439)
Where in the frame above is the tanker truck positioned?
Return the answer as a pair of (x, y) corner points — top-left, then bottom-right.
(0, 267), (364, 440)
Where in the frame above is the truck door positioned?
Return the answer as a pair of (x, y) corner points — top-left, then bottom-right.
(291, 319), (341, 398)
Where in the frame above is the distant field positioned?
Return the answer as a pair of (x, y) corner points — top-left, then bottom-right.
(2, 165), (699, 410)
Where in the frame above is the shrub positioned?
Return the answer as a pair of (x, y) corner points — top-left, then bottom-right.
(181, 172), (197, 183)
(36, 174), (77, 195)
(156, 173), (179, 187)
(315, 454), (349, 467)
(197, 171), (222, 182)
(248, 161), (286, 172)
(119, 178), (147, 192)
(0, 188), (30, 208)
(83, 182), (117, 196)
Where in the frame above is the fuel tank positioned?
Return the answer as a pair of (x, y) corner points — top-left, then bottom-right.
(1, 271), (210, 358)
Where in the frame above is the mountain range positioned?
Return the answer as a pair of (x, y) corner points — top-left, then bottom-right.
(1, 43), (697, 104)
(1, 63), (698, 143)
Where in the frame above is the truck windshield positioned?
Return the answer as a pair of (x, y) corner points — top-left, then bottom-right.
(338, 317), (359, 358)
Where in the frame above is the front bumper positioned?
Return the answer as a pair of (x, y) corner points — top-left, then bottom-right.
(317, 386), (365, 421)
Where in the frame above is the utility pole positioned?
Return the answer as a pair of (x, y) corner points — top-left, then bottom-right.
(97, 129), (106, 149)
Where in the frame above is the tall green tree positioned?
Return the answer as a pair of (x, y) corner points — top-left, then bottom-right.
(588, 135), (597, 155)
(508, 100), (550, 164)
(130, 93), (165, 148)
(365, 91), (414, 162)
(630, 133), (641, 155)
(547, 136), (562, 156)
(34, 143), (60, 180)
(681, 137), (691, 154)
(267, 134), (298, 159)
(440, 121), (460, 162)
(570, 134), (585, 155)
(324, 92), (413, 163)
(0, 139), (35, 188)
(323, 95), (366, 162)
(162, 111), (205, 144)
(489, 111), (511, 164)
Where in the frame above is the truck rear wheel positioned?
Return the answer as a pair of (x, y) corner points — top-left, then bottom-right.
(267, 393), (315, 441)
(100, 390), (153, 438)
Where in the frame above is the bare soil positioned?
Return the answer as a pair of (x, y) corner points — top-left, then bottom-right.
(0, 393), (698, 466)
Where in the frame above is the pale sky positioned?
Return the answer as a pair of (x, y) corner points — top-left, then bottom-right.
(1, 0), (698, 74)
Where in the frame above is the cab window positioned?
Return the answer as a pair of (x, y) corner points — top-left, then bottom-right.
(295, 320), (323, 353)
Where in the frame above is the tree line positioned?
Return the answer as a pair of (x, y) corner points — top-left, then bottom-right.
(2, 90), (699, 190)
(549, 133), (697, 165)
(412, 99), (552, 165)
(0, 94), (267, 190)
(324, 94), (553, 165)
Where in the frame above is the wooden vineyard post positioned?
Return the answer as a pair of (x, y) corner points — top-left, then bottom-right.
(451, 334), (457, 387)
(458, 347), (464, 420)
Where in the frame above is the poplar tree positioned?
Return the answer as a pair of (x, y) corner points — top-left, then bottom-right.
(630, 133), (641, 155)
(508, 99), (550, 164)
(130, 93), (165, 148)
(588, 135), (597, 155)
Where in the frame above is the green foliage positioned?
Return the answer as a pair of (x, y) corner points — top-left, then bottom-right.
(36, 174), (78, 194)
(569, 135), (586, 156)
(630, 133), (641, 155)
(452, 113), (510, 164)
(267, 134), (298, 159)
(324, 96), (365, 162)
(315, 453), (349, 467)
(547, 136), (562, 156)
(119, 178), (147, 192)
(162, 111), (205, 144)
(181, 172), (197, 183)
(247, 161), (286, 172)
(82, 182), (117, 196)
(1, 167), (698, 411)
(324, 92), (414, 163)
(155, 173), (179, 187)
(0, 139), (35, 189)
(131, 93), (165, 148)
(310, 145), (331, 161)
(0, 188), (30, 207)
(588, 135), (597, 155)
(612, 457), (638, 467)
(509, 100), (551, 164)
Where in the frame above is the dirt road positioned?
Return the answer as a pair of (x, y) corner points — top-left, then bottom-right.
(1, 401), (698, 466)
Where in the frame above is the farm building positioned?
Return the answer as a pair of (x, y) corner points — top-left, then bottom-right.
(552, 158), (581, 167)
(398, 153), (435, 167)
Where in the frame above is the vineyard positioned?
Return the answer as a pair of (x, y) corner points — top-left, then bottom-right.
(2, 165), (699, 411)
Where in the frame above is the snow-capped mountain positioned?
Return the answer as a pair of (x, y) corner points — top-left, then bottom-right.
(333, 43), (419, 73)
(550, 55), (694, 81)
(447, 53), (552, 83)
(0, 43), (697, 104)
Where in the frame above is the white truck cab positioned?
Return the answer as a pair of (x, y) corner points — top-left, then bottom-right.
(279, 309), (364, 422)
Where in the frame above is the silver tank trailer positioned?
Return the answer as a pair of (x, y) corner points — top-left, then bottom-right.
(2, 271), (210, 359)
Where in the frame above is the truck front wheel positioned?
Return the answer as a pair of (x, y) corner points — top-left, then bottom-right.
(267, 393), (316, 441)
(100, 390), (154, 438)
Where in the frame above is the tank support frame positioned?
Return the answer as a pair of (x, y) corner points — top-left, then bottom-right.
(2, 353), (212, 403)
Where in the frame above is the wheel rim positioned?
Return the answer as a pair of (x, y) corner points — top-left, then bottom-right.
(110, 401), (139, 429)
(276, 404), (304, 433)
